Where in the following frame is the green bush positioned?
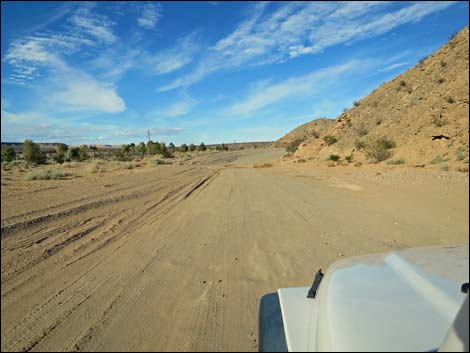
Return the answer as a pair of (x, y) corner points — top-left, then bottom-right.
(23, 140), (46, 164)
(53, 153), (65, 164)
(179, 144), (188, 152)
(364, 137), (396, 162)
(355, 140), (366, 150)
(66, 147), (81, 162)
(1, 146), (16, 162)
(286, 139), (303, 153)
(148, 159), (165, 166)
(431, 155), (449, 164)
(198, 142), (207, 151)
(345, 155), (354, 163)
(117, 161), (135, 169)
(399, 80), (407, 87)
(455, 147), (467, 161)
(356, 126), (368, 137)
(25, 168), (71, 180)
(323, 135), (337, 145)
(189, 144), (196, 152)
(446, 96), (455, 104)
(386, 159), (405, 165)
(328, 154), (341, 161)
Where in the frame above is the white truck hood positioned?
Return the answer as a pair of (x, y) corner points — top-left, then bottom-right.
(278, 245), (469, 352)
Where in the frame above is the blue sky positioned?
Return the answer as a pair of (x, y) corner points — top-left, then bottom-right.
(1, 1), (468, 145)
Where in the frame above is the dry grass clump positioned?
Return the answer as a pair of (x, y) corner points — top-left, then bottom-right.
(25, 169), (72, 180)
(253, 163), (273, 168)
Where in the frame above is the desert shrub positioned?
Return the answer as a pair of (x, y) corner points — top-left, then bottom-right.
(135, 142), (146, 157)
(323, 135), (337, 145)
(436, 78), (445, 84)
(182, 154), (191, 161)
(386, 159), (405, 165)
(354, 162), (362, 167)
(25, 168), (71, 180)
(198, 143), (207, 151)
(53, 153), (65, 164)
(431, 155), (449, 164)
(298, 158), (306, 163)
(23, 140), (46, 164)
(364, 137), (396, 162)
(159, 148), (173, 158)
(179, 144), (188, 152)
(440, 163), (449, 171)
(148, 159), (165, 166)
(356, 126), (368, 137)
(253, 163), (273, 168)
(311, 130), (320, 138)
(353, 101), (360, 107)
(446, 96), (455, 104)
(399, 80), (406, 87)
(345, 155), (354, 163)
(66, 147), (81, 162)
(328, 154), (341, 161)
(2, 146), (16, 162)
(86, 163), (100, 174)
(286, 139), (303, 153)
(455, 147), (467, 161)
(118, 162), (135, 169)
(80, 145), (90, 160)
(376, 137), (396, 150)
(189, 144), (196, 152)
(355, 140), (366, 150)
(376, 118), (382, 125)
(216, 144), (229, 151)
(418, 56), (428, 65)
(440, 60), (447, 67)
(115, 149), (131, 161)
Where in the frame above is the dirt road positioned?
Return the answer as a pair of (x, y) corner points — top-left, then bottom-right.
(1, 148), (468, 351)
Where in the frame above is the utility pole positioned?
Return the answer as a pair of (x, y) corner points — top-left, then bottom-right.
(147, 129), (151, 143)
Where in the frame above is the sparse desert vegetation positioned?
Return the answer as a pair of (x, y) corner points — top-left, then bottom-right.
(25, 168), (72, 180)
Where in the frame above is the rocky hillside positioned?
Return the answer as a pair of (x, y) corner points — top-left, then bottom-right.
(275, 117), (334, 147)
(287, 26), (469, 171)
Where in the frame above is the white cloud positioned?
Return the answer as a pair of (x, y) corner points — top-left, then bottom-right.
(165, 95), (198, 117)
(226, 60), (363, 116)
(146, 32), (201, 75)
(377, 61), (409, 72)
(160, 1), (458, 91)
(50, 73), (125, 113)
(69, 4), (117, 43)
(137, 3), (162, 30)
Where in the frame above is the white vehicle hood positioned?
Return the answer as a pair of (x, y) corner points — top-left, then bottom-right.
(278, 245), (469, 352)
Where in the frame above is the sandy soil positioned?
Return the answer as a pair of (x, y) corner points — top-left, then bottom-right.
(1, 148), (468, 351)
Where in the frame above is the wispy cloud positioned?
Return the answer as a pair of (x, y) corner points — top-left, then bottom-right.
(146, 31), (201, 75)
(377, 61), (409, 72)
(137, 3), (162, 30)
(226, 60), (364, 117)
(164, 94), (198, 117)
(159, 1), (458, 91)
(68, 3), (117, 43)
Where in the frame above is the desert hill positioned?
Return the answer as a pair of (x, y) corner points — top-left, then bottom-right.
(275, 117), (334, 147)
(283, 26), (469, 170)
